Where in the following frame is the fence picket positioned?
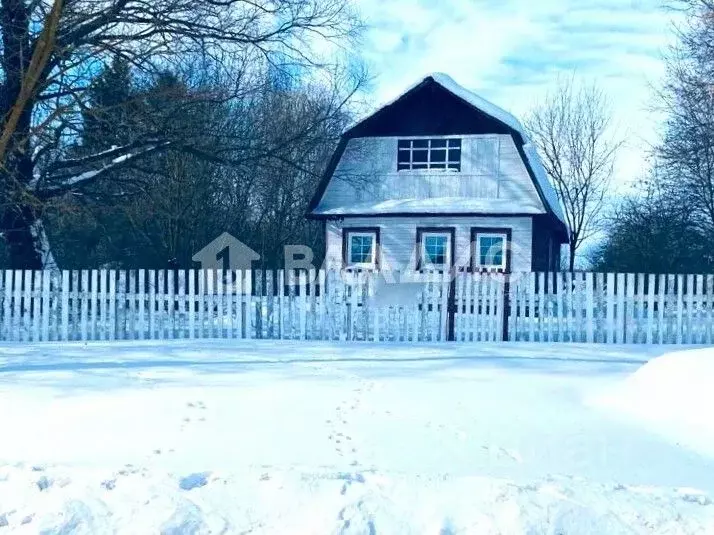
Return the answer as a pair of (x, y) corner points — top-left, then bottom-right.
(584, 272), (593, 343)
(708, 275), (714, 345)
(483, 273), (493, 342)
(646, 274), (655, 344)
(686, 274), (695, 344)
(245, 270), (253, 339)
(625, 273), (635, 344)
(234, 270), (243, 339)
(42, 270), (51, 341)
(226, 270), (235, 339)
(595, 272), (604, 343)
(11, 270), (19, 341)
(59, 270), (69, 341)
(3, 271), (11, 341)
(148, 270), (156, 340)
(127, 270), (136, 340)
(676, 274), (684, 344)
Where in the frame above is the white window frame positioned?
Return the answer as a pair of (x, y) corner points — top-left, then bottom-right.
(474, 232), (507, 270)
(346, 231), (377, 269)
(420, 232), (452, 268)
(397, 138), (462, 172)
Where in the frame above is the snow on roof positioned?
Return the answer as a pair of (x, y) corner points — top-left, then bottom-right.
(522, 143), (567, 225)
(343, 73), (567, 229)
(428, 73), (527, 136)
(312, 197), (547, 216)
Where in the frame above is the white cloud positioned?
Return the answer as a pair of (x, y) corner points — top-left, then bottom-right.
(355, 0), (681, 187)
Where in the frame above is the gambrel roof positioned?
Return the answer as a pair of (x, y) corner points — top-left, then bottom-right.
(308, 74), (568, 238)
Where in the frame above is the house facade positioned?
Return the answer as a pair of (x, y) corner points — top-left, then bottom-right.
(307, 74), (568, 273)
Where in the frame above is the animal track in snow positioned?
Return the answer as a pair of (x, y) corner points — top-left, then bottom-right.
(180, 400), (208, 431)
(327, 378), (376, 468)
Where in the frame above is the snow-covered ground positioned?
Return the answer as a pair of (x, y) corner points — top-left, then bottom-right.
(0, 341), (713, 533)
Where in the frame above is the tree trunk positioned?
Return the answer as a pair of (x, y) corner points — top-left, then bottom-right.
(2, 206), (44, 269)
(568, 241), (576, 272)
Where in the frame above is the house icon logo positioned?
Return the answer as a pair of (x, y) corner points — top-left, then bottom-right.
(192, 232), (261, 271)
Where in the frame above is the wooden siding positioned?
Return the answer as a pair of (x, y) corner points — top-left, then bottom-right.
(315, 135), (545, 214)
(531, 215), (562, 272)
(326, 216), (533, 272)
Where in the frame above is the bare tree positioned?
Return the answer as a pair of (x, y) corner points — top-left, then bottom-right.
(0, 0), (362, 268)
(655, 1), (714, 246)
(525, 77), (622, 271)
(45, 61), (359, 269)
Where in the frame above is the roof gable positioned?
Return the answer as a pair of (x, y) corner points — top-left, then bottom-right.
(347, 77), (514, 138)
(308, 74), (568, 239)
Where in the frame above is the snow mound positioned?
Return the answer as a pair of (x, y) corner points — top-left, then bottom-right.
(595, 347), (714, 457)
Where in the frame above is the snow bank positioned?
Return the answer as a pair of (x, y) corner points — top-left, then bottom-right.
(0, 465), (712, 534)
(595, 347), (714, 458)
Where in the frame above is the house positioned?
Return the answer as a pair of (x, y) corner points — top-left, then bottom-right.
(307, 73), (568, 273)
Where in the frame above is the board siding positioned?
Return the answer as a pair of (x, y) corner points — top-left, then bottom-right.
(316, 135), (545, 215)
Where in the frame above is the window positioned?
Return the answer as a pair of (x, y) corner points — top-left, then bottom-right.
(398, 138), (461, 172)
(474, 232), (508, 270)
(418, 229), (453, 269)
(345, 230), (378, 268)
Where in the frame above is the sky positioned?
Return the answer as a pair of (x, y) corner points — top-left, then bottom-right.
(356, 0), (681, 188)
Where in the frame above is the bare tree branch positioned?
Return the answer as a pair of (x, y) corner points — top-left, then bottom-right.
(525, 76), (623, 271)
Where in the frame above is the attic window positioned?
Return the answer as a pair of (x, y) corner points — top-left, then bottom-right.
(397, 138), (461, 172)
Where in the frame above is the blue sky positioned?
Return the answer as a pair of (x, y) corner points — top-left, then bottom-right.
(357, 0), (679, 187)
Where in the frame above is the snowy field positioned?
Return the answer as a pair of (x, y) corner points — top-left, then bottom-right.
(0, 341), (713, 534)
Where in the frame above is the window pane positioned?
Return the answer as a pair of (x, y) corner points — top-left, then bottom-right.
(413, 149), (428, 163)
(431, 139), (447, 148)
(397, 163), (411, 171)
(447, 162), (461, 171)
(397, 149), (411, 164)
(448, 148), (461, 162)
(413, 139), (428, 148)
(413, 163), (428, 170)
(431, 163), (446, 169)
(350, 235), (374, 264)
(478, 236), (504, 267)
(424, 235), (448, 265)
(448, 139), (461, 148)
(398, 140), (411, 149)
(431, 149), (446, 162)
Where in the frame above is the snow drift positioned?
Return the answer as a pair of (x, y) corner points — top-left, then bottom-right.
(595, 347), (714, 458)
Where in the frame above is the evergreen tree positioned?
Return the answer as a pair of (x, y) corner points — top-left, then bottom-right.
(81, 57), (137, 151)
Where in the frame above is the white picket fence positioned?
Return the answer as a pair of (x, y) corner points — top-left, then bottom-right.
(0, 269), (713, 344)
(505, 272), (714, 344)
(0, 269), (456, 343)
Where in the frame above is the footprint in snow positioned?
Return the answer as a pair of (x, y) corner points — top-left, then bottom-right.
(36, 475), (52, 491)
(179, 471), (211, 491)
